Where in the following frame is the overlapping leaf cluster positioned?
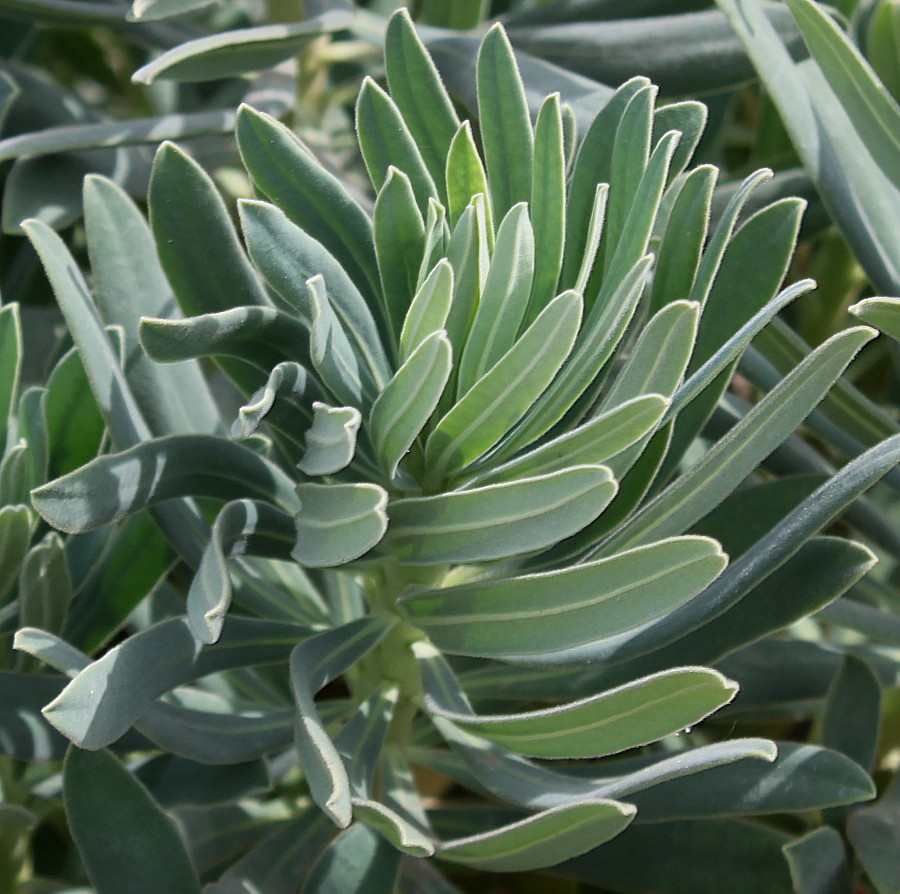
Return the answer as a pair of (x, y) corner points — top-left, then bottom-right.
(5, 8), (900, 894)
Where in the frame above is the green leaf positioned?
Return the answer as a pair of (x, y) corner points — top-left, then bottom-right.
(716, 0), (899, 295)
(399, 259), (454, 362)
(150, 142), (269, 318)
(35, 617), (311, 748)
(557, 819), (793, 894)
(233, 361), (321, 444)
(384, 8), (460, 202)
(334, 685), (398, 797)
(356, 77), (439, 214)
(374, 168), (426, 347)
(401, 536), (725, 659)
(625, 742), (875, 821)
(653, 99), (707, 180)
(424, 289), (583, 482)
(562, 76), (648, 290)
(467, 394), (667, 486)
(132, 11), (352, 83)
(83, 174), (222, 437)
(477, 24), (534, 222)
(608, 435), (900, 665)
(438, 799), (635, 871)
(351, 798), (435, 856)
(648, 165), (715, 315)
(457, 202), (535, 395)
(0, 671), (71, 760)
(783, 827), (852, 894)
(136, 754), (269, 808)
(300, 823), (401, 894)
(44, 346), (106, 478)
(602, 326), (875, 552)
(32, 434), (300, 534)
(848, 771), (900, 894)
(384, 465), (616, 565)
(0, 504), (33, 606)
(434, 667), (736, 759)
(64, 747), (202, 894)
(527, 92), (566, 321)
(369, 331), (452, 479)
(239, 199), (389, 391)
(22, 218), (151, 448)
(850, 296), (900, 341)
(139, 305), (310, 372)
(821, 654), (881, 773)
(293, 482), (389, 568)
(18, 533), (71, 643)
(498, 256), (651, 458)
(289, 614), (396, 826)
(785, 0), (900, 190)
(445, 122), (493, 233)
(236, 104), (380, 302)
(0, 303), (21, 447)
(298, 404), (361, 477)
(418, 199), (450, 290)
(595, 537), (875, 677)
(187, 499), (296, 644)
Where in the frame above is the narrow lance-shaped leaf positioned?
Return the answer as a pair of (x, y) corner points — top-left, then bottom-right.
(400, 259), (454, 362)
(601, 326), (876, 553)
(785, 0), (900, 191)
(351, 798), (435, 856)
(149, 142), (269, 316)
(467, 394), (668, 486)
(425, 289), (583, 483)
(0, 303), (22, 449)
(850, 296), (900, 342)
(384, 8), (460, 201)
(401, 536), (726, 660)
(477, 23), (534, 222)
(238, 198), (389, 389)
(369, 331), (452, 480)
(374, 167), (426, 348)
(384, 465), (616, 566)
(289, 614), (396, 826)
(83, 174), (221, 438)
(235, 104), (381, 302)
(446, 122), (493, 234)
(132, 11), (353, 84)
(356, 76), (439, 214)
(438, 800), (636, 872)
(300, 824), (401, 894)
(31, 434), (301, 534)
(527, 92), (565, 322)
(334, 685), (399, 797)
(431, 667), (737, 759)
(457, 202), (535, 393)
(139, 303), (309, 365)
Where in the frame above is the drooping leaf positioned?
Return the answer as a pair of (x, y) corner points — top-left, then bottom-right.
(187, 499), (296, 644)
(37, 616), (312, 749)
(289, 614), (396, 826)
(438, 800), (635, 871)
(293, 482), (389, 568)
(132, 11), (353, 83)
(32, 434), (300, 534)
(297, 404), (361, 477)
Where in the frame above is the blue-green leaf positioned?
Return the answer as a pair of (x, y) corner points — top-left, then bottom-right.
(64, 747), (202, 894)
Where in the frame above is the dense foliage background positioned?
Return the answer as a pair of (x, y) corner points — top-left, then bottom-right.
(0, 1), (898, 892)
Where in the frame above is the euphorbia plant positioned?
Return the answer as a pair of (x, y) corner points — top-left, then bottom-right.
(13, 10), (899, 893)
